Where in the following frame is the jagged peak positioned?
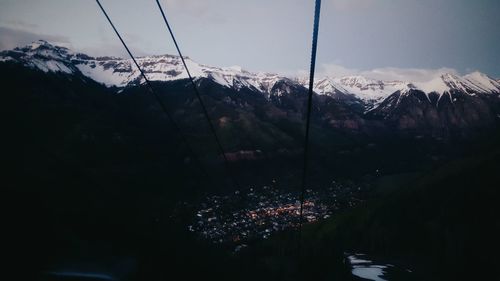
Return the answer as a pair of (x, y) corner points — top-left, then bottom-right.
(23, 40), (56, 49)
(14, 40), (70, 54)
(337, 75), (380, 84)
(463, 71), (500, 92)
(440, 72), (460, 80)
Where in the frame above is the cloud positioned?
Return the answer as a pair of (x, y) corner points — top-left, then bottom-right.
(161, 0), (227, 24)
(0, 26), (71, 51)
(78, 42), (150, 59)
(1, 20), (38, 30)
(317, 63), (460, 82)
(0, 25), (150, 59)
(331, 0), (376, 11)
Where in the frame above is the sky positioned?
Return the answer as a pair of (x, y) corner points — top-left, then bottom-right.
(0, 0), (499, 80)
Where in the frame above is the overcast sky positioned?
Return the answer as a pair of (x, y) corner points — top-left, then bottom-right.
(0, 0), (499, 80)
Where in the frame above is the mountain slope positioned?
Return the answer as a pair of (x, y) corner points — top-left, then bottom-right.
(414, 72), (500, 96)
(367, 88), (500, 134)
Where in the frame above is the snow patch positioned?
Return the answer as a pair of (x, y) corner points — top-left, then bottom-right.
(76, 63), (130, 87)
(352, 267), (387, 281)
(347, 255), (388, 281)
(0, 56), (13, 62)
(414, 76), (450, 94)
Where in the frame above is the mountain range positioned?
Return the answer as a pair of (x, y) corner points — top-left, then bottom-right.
(2, 40), (500, 138)
(3, 40), (499, 105)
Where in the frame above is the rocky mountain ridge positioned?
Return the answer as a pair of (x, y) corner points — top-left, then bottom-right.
(2, 40), (499, 111)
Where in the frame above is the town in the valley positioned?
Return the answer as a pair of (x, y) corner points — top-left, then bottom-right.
(187, 179), (374, 250)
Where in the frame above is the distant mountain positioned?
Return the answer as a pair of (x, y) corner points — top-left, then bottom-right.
(307, 73), (500, 109)
(304, 76), (413, 107)
(0, 40), (294, 96)
(2, 40), (500, 137)
(2, 41), (499, 107)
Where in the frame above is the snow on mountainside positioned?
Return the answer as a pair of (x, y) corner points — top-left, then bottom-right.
(309, 73), (500, 107)
(308, 76), (414, 105)
(0, 41), (78, 74)
(75, 54), (289, 93)
(0, 40), (287, 94)
(414, 72), (500, 96)
(1, 41), (500, 106)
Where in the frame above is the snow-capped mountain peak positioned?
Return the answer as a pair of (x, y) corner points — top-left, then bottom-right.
(307, 75), (413, 106)
(1, 40), (77, 74)
(311, 71), (500, 107)
(414, 72), (500, 96)
(463, 71), (500, 93)
(0, 41), (288, 93)
(1, 41), (499, 108)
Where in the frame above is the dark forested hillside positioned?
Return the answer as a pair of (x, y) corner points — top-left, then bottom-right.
(294, 135), (500, 280)
(3, 62), (500, 281)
